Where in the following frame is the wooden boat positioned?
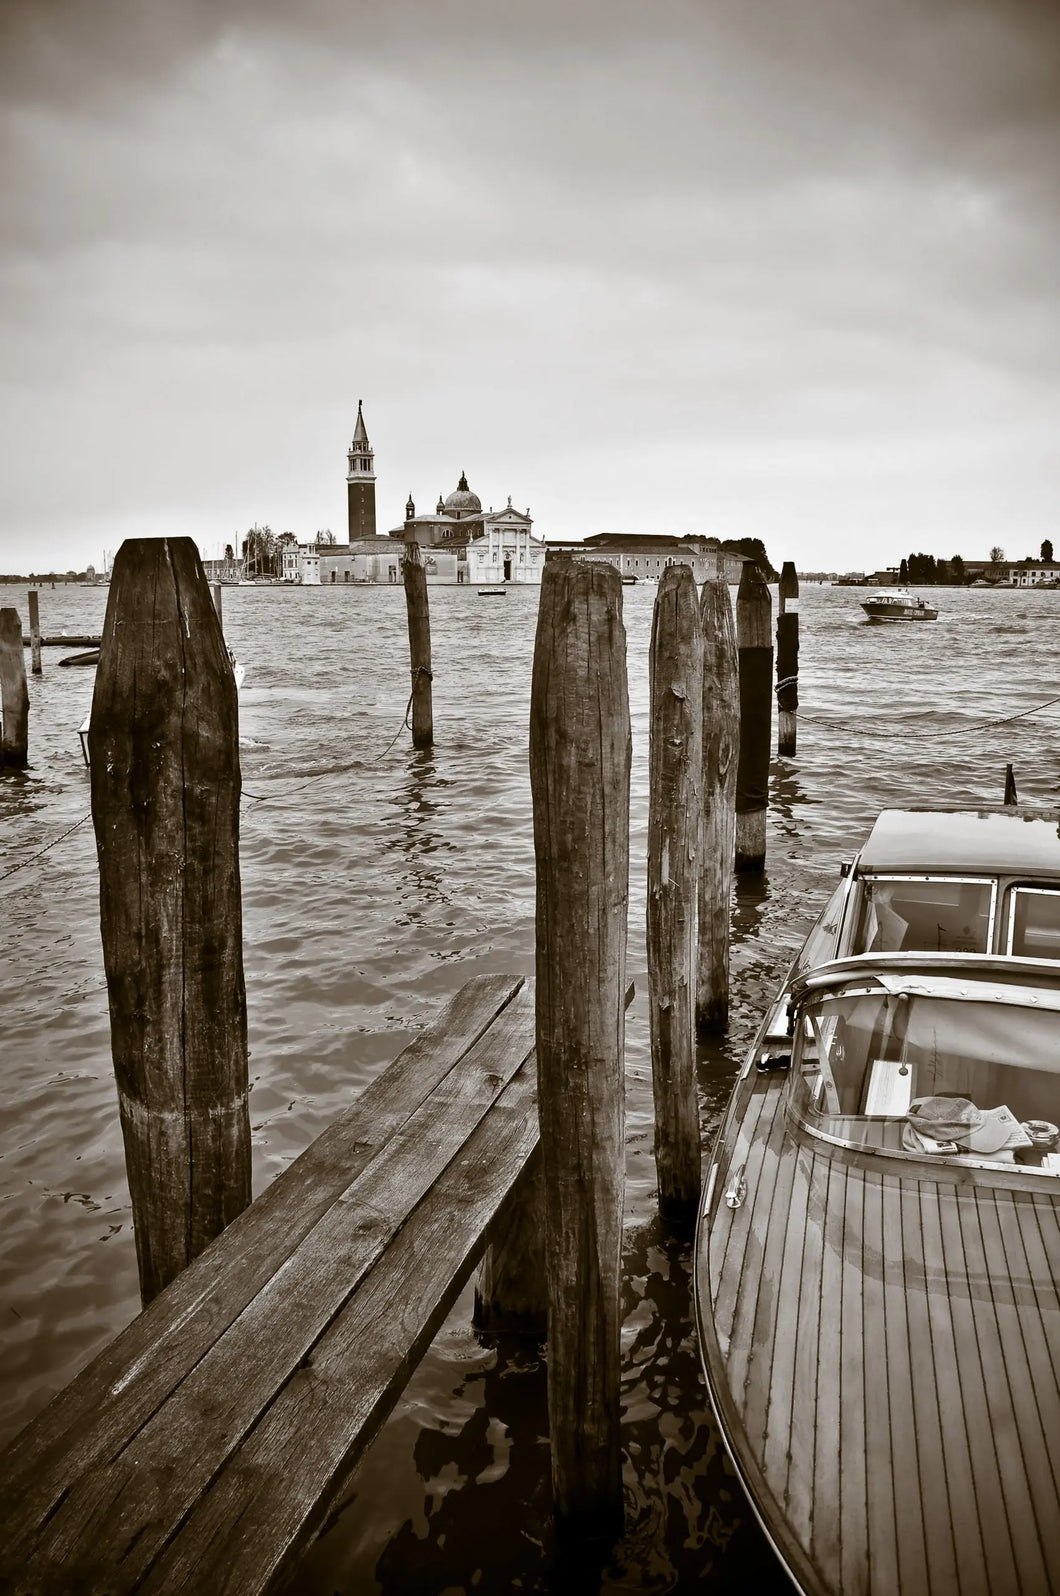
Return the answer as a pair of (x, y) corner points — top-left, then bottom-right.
(58, 649), (100, 667)
(696, 808), (1060, 1596)
(478, 588), (506, 597)
(860, 588), (938, 622)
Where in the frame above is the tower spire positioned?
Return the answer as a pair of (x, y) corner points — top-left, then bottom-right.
(347, 400), (376, 542)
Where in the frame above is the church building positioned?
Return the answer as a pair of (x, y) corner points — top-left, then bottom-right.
(346, 400), (377, 542)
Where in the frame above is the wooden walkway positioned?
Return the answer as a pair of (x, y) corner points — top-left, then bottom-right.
(0, 973), (539, 1595)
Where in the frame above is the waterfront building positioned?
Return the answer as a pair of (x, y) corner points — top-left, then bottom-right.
(391, 476), (545, 584)
(545, 533), (749, 583)
(1006, 559), (1060, 586)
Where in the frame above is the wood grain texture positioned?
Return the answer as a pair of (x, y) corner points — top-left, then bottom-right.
(0, 607), (29, 765)
(0, 972), (524, 1573)
(88, 537), (249, 1305)
(473, 1150), (547, 1337)
(647, 564), (703, 1215)
(697, 579), (738, 1035)
(698, 1062), (1060, 1596)
(402, 539), (433, 747)
(776, 561), (798, 755)
(28, 590), (42, 676)
(0, 974), (539, 1595)
(734, 562), (771, 871)
(530, 553), (630, 1537)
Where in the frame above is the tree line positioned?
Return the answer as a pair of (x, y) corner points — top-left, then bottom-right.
(899, 540), (1054, 585)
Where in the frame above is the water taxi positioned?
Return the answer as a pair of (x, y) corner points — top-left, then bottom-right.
(860, 588), (938, 622)
(696, 808), (1060, 1595)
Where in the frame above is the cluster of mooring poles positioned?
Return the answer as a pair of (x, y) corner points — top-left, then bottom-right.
(28, 537), (804, 1557)
(0, 587), (107, 766)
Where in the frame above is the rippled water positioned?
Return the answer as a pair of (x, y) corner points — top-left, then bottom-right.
(1, 577), (1058, 1591)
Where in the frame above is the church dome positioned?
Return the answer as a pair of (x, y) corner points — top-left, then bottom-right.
(442, 472), (482, 519)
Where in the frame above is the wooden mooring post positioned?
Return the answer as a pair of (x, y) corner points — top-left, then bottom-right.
(647, 564), (702, 1218)
(28, 591), (42, 676)
(776, 561), (799, 756)
(89, 537), (251, 1305)
(1004, 763), (1018, 808)
(530, 552), (629, 1540)
(735, 561), (772, 872)
(402, 539), (433, 748)
(0, 608), (29, 767)
(697, 578), (739, 1035)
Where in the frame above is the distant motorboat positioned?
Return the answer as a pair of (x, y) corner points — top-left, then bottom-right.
(860, 588), (938, 623)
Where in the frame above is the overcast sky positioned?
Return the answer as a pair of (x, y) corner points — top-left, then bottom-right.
(1, 0), (1058, 573)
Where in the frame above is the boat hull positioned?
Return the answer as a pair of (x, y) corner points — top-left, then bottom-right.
(696, 958), (1060, 1596)
(861, 604), (938, 622)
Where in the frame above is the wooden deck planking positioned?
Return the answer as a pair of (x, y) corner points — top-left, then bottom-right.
(140, 1066), (540, 1595)
(809, 1158), (844, 1592)
(753, 1140), (813, 1489)
(15, 981), (538, 1590)
(935, 1185), (1019, 1594)
(1, 971), (524, 1553)
(954, 1187), (1051, 1595)
(0, 974), (541, 1595)
(896, 1180), (962, 1596)
(836, 1163), (869, 1596)
(917, 1182), (991, 1596)
(859, 1169), (900, 1596)
(874, 1174), (932, 1596)
(976, 1193), (1060, 1586)
(781, 1149), (827, 1551)
(707, 1081), (774, 1353)
(724, 1085), (797, 1406)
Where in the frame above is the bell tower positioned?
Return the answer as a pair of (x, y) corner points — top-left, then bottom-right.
(347, 400), (376, 542)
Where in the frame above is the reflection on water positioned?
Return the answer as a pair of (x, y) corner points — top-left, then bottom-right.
(4, 581), (1060, 1588)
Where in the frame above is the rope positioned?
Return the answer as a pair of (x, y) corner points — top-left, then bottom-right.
(775, 676), (798, 697)
(795, 690), (1060, 741)
(242, 667), (435, 808)
(0, 813), (92, 884)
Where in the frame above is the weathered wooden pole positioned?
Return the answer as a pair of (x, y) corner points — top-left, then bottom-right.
(1004, 763), (1018, 808)
(0, 609), (29, 767)
(473, 1153), (547, 1338)
(89, 537), (250, 1306)
(402, 539), (433, 748)
(735, 561), (772, 872)
(697, 579), (739, 1035)
(647, 565), (703, 1218)
(211, 582), (223, 626)
(530, 552), (629, 1540)
(28, 591), (42, 676)
(776, 561), (799, 756)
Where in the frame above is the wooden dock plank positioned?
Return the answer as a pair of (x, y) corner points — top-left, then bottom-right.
(707, 1080), (773, 1350)
(0, 974), (530, 1588)
(140, 1065), (541, 1594)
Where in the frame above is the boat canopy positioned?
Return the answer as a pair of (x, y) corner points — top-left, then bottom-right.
(857, 808), (1060, 878)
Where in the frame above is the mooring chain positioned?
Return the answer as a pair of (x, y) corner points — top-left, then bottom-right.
(0, 813), (92, 884)
(796, 690), (1060, 740)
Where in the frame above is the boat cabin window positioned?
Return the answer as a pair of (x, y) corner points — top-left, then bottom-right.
(791, 878), (849, 978)
(789, 984), (1060, 1168)
(1006, 887), (1060, 961)
(851, 876), (994, 956)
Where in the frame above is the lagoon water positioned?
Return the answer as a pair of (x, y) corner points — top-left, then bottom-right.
(1, 577), (1058, 1592)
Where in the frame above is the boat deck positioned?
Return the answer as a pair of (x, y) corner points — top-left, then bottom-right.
(698, 1074), (1060, 1596)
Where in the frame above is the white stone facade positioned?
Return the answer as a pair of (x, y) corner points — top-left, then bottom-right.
(466, 507), (546, 584)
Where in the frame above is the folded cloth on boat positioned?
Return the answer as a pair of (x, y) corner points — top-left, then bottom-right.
(906, 1097), (1030, 1155)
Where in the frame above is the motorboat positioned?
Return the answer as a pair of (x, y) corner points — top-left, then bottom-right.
(696, 808), (1060, 1595)
(860, 588), (938, 622)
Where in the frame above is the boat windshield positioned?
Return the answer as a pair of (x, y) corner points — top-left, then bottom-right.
(851, 876), (994, 955)
(789, 982), (1060, 1167)
(1008, 887), (1060, 960)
